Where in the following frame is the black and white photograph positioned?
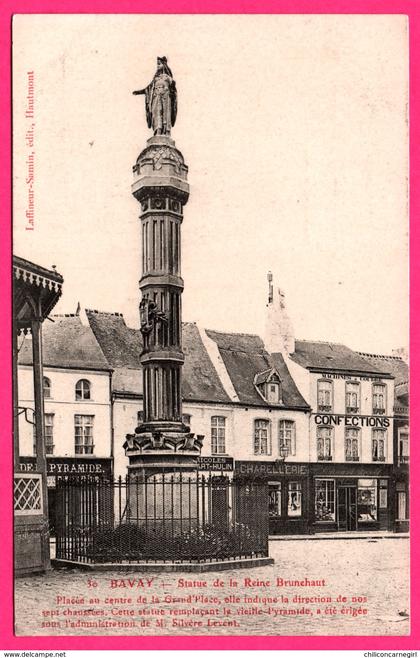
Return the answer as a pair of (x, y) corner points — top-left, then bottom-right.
(12, 14), (409, 637)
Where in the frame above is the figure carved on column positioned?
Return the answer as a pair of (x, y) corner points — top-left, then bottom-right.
(140, 298), (167, 336)
(133, 57), (177, 136)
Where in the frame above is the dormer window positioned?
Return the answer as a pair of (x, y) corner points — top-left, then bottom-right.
(254, 369), (282, 404)
(267, 382), (281, 404)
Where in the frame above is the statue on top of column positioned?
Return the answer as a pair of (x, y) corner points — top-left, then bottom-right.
(133, 56), (177, 136)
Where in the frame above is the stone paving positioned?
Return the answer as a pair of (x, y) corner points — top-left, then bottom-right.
(14, 537), (409, 637)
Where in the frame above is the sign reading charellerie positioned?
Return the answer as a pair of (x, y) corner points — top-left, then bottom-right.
(19, 457), (113, 476)
(235, 461), (309, 476)
(314, 414), (390, 428)
(198, 456), (234, 471)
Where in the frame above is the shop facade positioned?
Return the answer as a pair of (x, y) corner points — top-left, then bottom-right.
(19, 456), (113, 535)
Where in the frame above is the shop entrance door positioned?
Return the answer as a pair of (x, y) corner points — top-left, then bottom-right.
(337, 485), (357, 531)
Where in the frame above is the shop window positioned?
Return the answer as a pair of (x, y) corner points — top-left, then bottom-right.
(75, 379), (91, 401)
(345, 428), (360, 461)
(317, 427), (333, 461)
(357, 479), (377, 522)
(254, 419), (271, 455)
(43, 377), (51, 399)
(287, 482), (302, 517)
(278, 420), (296, 457)
(33, 413), (55, 456)
(75, 415), (94, 455)
(372, 383), (386, 415)
(268, 483), (282, 517)
(315, 479), (335, 522)
(372, 429), (386, 462)
(211, 416), (226, 454)
(398, 429), (409, 465)
(317, 380), (333, 412)
(345, 381), (359, 414)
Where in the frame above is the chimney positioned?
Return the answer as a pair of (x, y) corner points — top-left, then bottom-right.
(264, 273), (295, 355)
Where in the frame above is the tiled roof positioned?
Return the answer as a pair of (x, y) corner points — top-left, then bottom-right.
(18, 315), (110, 371)
(357, 352), (408, 386)
(85, 312), (230, 404)
(205, 330), (310, 409)
(86, 310), (142, 368)
(290, 340), (390, 375)
(182, 323), (231, 403)
(254, 368), (275, 386)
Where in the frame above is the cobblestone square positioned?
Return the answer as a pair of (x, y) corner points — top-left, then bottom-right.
(14, 537), (409, 637)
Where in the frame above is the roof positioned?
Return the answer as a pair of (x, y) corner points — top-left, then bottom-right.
(254, 368), (277, 386)
(86, 310), (142, 369)
(290, 340), (391, 376)
(85, 312), (231, 404)
(357, 352), (408, 386)
(13, 255), (63, 329)
(205, 330), (310, 409)
(182, 323), (231, 403)
(18, 315), (110, 371)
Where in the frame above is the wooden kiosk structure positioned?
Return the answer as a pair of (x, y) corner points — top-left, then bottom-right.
(13, 256), (63, 575)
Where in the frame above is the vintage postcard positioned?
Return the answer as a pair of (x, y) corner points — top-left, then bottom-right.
(4, 7), (418, 652)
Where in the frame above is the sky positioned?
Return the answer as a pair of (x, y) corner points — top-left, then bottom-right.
(13, 14), (408, 354)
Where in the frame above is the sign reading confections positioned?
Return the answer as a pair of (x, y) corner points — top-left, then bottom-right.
(313, 414), (390, 427)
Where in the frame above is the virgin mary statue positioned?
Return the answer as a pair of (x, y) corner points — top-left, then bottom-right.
(133, 57), (177, 136)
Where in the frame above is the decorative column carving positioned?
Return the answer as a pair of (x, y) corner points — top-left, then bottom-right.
(125, 60), (203, 472)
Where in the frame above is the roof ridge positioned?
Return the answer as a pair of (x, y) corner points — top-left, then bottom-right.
(357, 351), (404, 361)
(295, 338), (346, 346)
(85, 308), (124, 317)
(50, 313), (78, 318)
(205, 328), (263, 339)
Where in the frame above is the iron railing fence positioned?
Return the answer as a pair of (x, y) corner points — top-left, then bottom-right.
(55, 474), (269, 564)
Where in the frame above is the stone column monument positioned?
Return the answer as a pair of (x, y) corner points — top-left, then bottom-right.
(124, 57), (203, 475)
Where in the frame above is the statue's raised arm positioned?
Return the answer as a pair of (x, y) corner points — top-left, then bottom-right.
(133, 56), (177, 136)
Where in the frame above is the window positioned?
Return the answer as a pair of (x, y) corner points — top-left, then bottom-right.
(211, 416), (226, 454)
(182, 413), (191, 427)
(397, 492), (407, 521)
(372, 429), (386, 462)
(287, 482), (302, 517)
(75, 379), (91, 401)
(43, 377), (51, 399)
(74, 415), (94, 454)
(398, 430), (409, 465)
(357, 479), (377, 522)
(44, 414), (54, 455)
(372, 383), (386, 414)
(254, 419), (271, 455)
(345, 381), (359, 413)
(268, 483), (282, 517)
(33, 413), (55, 455)
(317, 380), (333, 412)
(315, 479), (335, 522)
(278, 420), (296, 456)
(345, 428), (360, 461)
(266, 382), (281, 404)
(317, 427), (333, 461)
